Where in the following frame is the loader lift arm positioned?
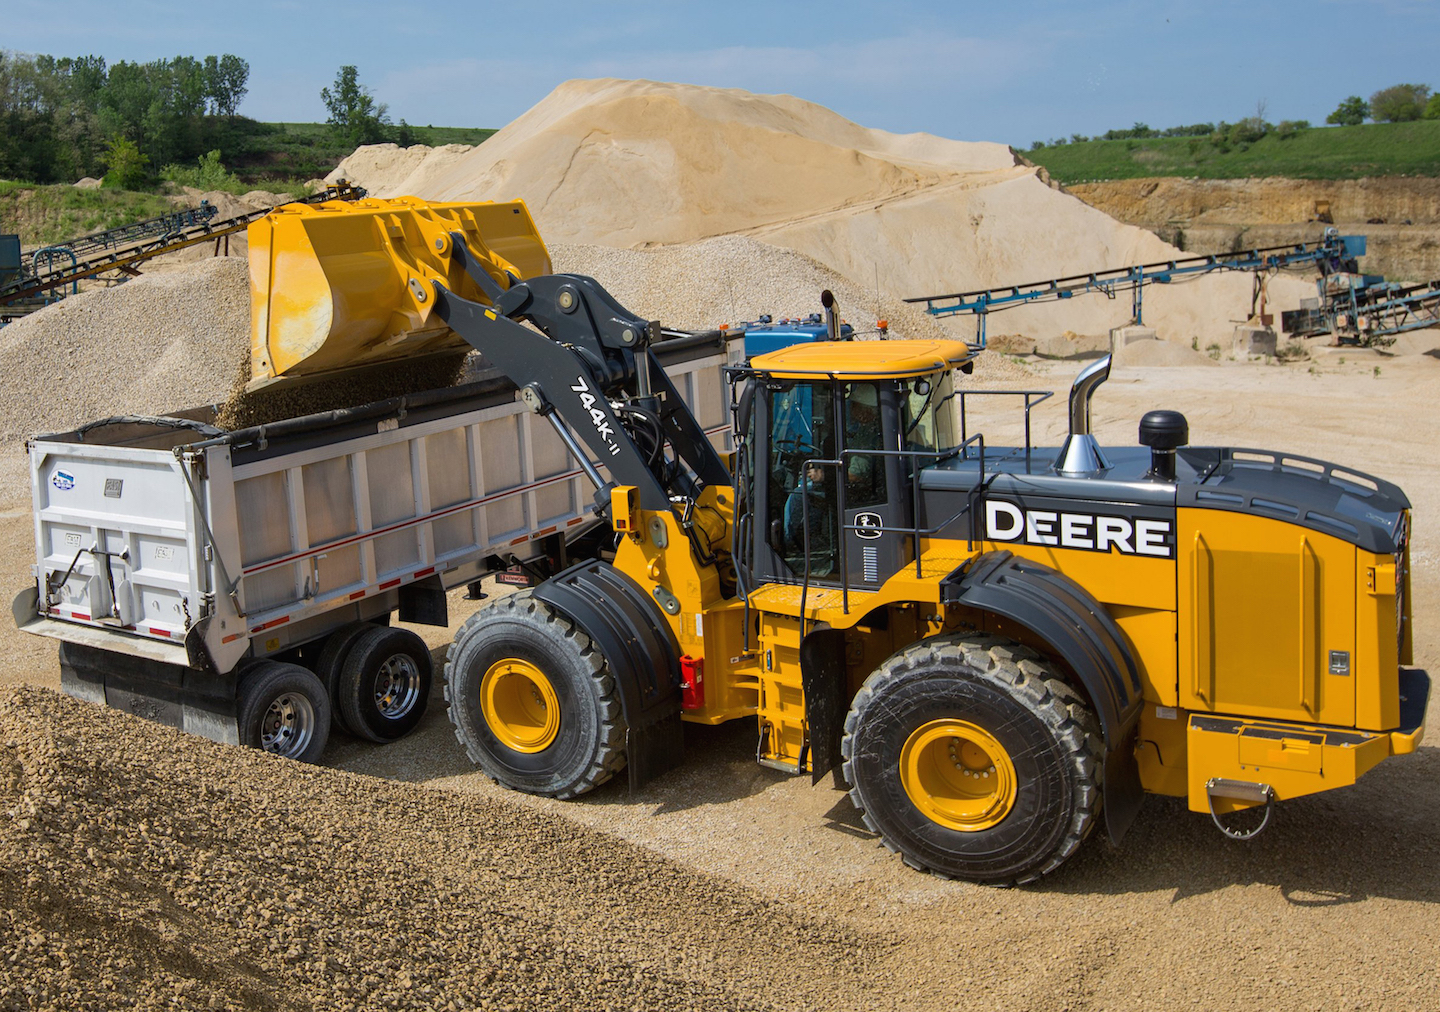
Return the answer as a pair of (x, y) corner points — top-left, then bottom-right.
(432, 234), (730, 513)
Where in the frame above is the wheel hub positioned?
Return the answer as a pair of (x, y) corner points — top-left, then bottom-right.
(899, 719), (1017, 831)
(480, 658), (560, 753)
(374, 654), (422, 718)
(260, 692), (317, 759)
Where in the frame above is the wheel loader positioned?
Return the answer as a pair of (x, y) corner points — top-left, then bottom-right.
(40, 196), (1431, 884)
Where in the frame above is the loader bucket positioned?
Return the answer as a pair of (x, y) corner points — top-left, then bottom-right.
(247, 195), (550, 389)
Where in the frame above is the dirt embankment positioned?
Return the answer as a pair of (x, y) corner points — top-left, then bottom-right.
(1069, 177), (1440, 282)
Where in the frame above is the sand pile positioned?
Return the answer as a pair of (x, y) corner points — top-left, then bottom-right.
(406, 79), (1312, 349)
(325, 143), (476, 197)
(420, 79), (1021, 248)
(0, 685), (891, 1011)
(555, 235), (940, 336)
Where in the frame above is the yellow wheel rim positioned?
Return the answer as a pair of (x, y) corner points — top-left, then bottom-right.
(899, 719), (1017, 831)
(480, 658), (560, 753)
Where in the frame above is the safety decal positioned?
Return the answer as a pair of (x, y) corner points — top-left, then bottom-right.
(52, 470), (75, 492)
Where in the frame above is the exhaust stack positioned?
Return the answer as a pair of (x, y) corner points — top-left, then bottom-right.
(1056, 355), (1112, 475)
(821, 289), (841, 342)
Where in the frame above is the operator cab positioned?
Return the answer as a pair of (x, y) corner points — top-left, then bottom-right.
(736, 340), (976, 592)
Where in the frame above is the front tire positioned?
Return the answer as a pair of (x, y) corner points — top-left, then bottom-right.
(444, 593), (626, 798)
(841, 635), (1100, 885)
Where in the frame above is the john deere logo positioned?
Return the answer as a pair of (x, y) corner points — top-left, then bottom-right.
(985, 499), (1173, 558)
(855, 512), (883, 539)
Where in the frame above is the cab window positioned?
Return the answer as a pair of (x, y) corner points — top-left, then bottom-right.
(902, 370), (958, 456)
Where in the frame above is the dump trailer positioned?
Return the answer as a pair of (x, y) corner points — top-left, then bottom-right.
(15, 197), (741, 761)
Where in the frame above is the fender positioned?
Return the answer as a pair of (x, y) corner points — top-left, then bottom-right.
(533, 559), (683, 790)
(941, 550), (1145, 844)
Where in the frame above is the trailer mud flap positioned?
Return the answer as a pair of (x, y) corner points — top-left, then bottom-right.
(533, 560), (683, 791)
(58, 640), (240, 745)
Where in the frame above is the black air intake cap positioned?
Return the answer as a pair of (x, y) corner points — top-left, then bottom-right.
(1139, 409), (1189, 450)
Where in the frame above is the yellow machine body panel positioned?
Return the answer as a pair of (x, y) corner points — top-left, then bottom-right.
(247, 196), (550, 388)
(1177, 509), (1358, 727)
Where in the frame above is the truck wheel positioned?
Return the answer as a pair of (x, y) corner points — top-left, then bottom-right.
(443, 592), (626, 798)
(237, 661), (331, 763)
(840, 635), (1101, 885)
(313, 622), (373, 732)
(337, 626), (432, 743)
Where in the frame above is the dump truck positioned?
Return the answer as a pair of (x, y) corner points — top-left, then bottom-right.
(20, 197), (1429, 884)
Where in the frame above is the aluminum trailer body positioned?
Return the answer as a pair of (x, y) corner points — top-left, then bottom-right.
(14, 333), (741, 748)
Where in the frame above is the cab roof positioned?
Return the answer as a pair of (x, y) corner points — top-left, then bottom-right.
(747, 339), (976, 379)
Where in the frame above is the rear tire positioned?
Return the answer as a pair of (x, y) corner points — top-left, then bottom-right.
(444, 593), (625, 798)
(336, 626), (432, 743)
(841, 635), (1100, 885)
(313, 622), (373, 732)
(237, 661), (331, 763)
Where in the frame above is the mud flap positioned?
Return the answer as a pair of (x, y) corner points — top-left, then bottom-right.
(533, 560), (683, 791)
(1103, 724), (1145, 844)
(800, 626), (847, 783)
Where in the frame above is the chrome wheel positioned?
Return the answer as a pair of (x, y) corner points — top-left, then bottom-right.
(374, 653), (423, 719)
(260, 691), (318, 758)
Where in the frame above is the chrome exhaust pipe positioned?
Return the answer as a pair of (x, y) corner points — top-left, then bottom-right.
(1055, 355), (1111, 475)
(820, 290), (841, 342)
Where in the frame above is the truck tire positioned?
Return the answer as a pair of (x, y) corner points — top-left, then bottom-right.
(237, 661), (331, 763)
(337, 626), (433, 743)
(444, 592), (626, 799)
(840, 634), (1101, 885)
(313, 622), (373, 732)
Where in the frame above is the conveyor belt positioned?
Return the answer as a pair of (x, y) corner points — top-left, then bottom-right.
(0, 182), (366, 309)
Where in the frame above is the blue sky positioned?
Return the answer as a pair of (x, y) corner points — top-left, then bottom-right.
(5, 0), (1436, 145)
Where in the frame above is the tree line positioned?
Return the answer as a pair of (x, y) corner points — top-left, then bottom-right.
(0, 51), (251, 187)
(0, 53), (431, 190)
(1031, 83), (1438, 151)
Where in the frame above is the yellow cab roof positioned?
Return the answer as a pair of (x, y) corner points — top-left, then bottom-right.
(748, 339), (976, 380)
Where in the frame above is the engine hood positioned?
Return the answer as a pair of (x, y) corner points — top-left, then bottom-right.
(1177, 447), (1410, 555)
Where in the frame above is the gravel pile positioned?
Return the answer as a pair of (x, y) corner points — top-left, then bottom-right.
(0, 685), (890, 1012)
(0, 258), (248, 441)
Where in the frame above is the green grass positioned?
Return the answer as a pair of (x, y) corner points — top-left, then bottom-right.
(1026, 120), (1440, 183)
(0, 182), (176, 246)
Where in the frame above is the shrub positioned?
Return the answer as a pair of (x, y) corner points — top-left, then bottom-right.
(1425, 94), (1440, 120)
(160, 149), (241, 191)
(1275, 340), (1310, 362)
(101, 136), (149, 190)
(1275, 119), (1310, 139)
(1369, 84), (1431, 123)
(1326, 95), (1369, 126)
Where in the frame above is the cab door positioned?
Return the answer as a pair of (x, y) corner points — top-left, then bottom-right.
(749, 379), (909, 590)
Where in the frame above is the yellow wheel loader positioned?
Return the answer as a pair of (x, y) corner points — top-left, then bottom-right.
(195, 198), (1440, 882)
